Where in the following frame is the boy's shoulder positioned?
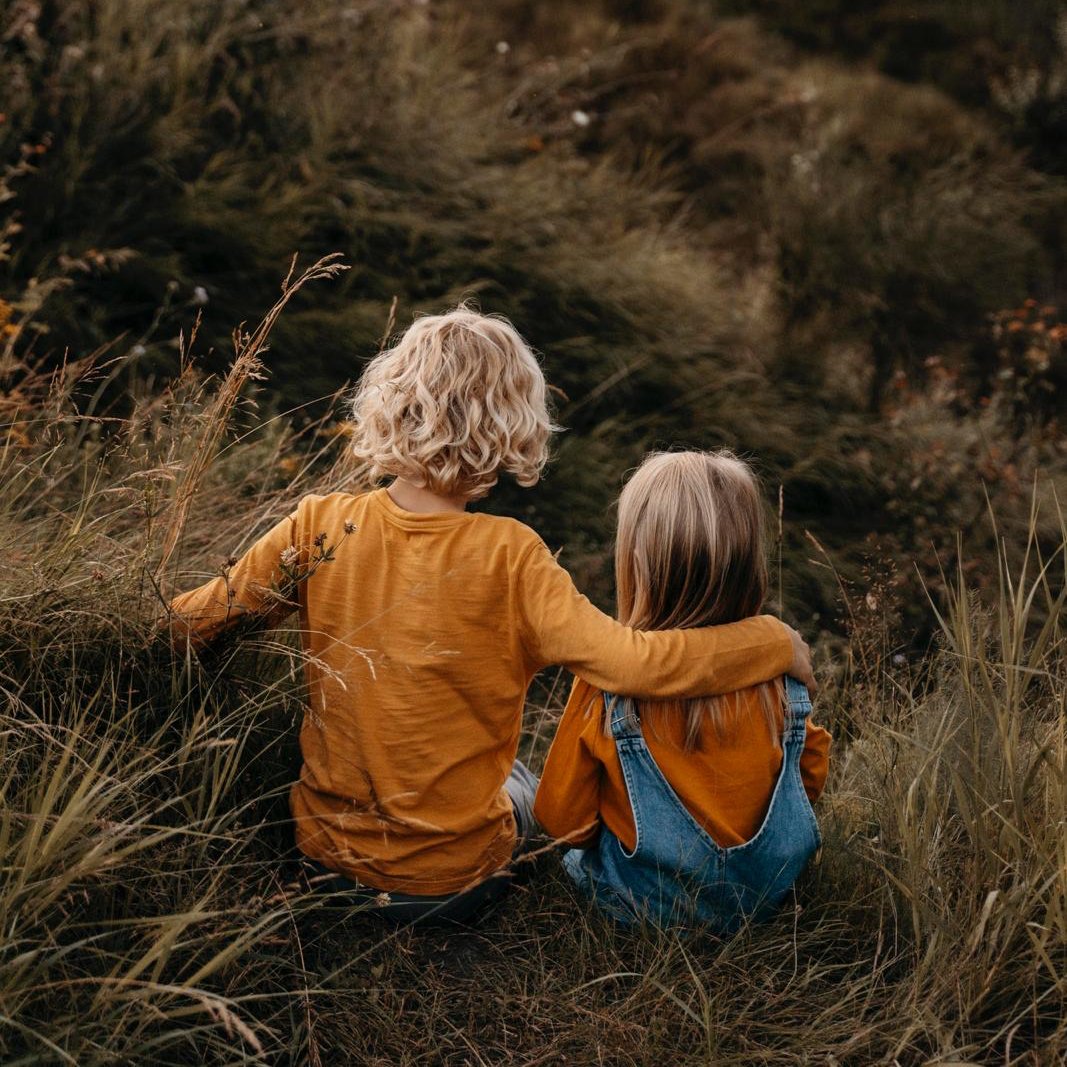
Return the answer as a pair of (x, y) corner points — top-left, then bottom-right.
(291, 490), (368, 521)
(470, 510), (545, 546)
(466, 511), (559, 568)
(293, 491), (546, 552)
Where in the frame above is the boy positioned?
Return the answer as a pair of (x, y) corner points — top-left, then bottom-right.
(169, 306), (814, 921)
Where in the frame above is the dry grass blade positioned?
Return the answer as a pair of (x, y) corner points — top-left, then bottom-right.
(154, 254), (349, 578)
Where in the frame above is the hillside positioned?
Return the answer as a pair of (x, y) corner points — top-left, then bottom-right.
(0, 1), (1065, 1063)
(3, 0), (1064, 621)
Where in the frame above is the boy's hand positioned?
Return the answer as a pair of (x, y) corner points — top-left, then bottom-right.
(784, 624), (817, 694)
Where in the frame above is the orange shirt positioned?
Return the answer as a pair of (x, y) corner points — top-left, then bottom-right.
(169, 489), (794, 894)
(534, 678), (831, 850)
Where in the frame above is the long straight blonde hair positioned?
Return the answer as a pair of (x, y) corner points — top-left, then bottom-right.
(613, 450), (782, 749)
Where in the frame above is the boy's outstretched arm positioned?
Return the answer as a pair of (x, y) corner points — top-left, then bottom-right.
(167, 512), (302, 650)
(517, 539), (815, 697)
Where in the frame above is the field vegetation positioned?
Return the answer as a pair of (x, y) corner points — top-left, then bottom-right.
(1, 0), (1065, 1062)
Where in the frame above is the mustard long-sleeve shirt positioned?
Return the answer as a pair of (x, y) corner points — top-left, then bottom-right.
(535, 678), (831, 851)
(170, 489), (794, 894)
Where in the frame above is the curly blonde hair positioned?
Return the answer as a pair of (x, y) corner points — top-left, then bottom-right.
(348, 305), (554, 500)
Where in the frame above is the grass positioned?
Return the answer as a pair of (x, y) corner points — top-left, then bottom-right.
(1, 1), (1066, 1061)
(3, 0), (1065, 627)
(0, 259), (1064, 1063)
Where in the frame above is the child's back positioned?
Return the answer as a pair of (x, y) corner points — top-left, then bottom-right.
(245, 490), (550, 894)
(536, 676), (828, 853)
(536, 676), (829, 929)
(535, 450), (831, 929)
(170, 312), (811, 909)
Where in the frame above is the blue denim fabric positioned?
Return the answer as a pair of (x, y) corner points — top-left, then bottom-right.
(563, 677), (821, 931)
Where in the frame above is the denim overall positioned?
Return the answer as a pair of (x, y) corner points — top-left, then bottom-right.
(563, 677), (821, 931)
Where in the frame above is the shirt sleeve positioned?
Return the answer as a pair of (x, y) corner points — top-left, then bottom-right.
(516, 538), (793, 698)
(800, 720), (832, 803)
(533, 678), (604, 846)
(167, 511), (302, 649)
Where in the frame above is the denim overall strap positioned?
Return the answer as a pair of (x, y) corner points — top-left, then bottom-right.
(782, 676), (812, 747)
(707, 674), (820, 929)
(605, 693), (642, 741)
(564, 680), (822, 930)
(602, 690), (716, 860)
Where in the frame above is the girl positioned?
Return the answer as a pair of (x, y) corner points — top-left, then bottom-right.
(169, 310), (817, 924)
(534, 450), (831, 931)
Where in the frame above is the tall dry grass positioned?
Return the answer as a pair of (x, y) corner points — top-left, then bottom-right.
(0, 255), (363, 1062)
(0, 259), (1065, 1062)
(3, 0), (1064, 627)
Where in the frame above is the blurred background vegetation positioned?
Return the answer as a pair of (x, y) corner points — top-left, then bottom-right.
(2, 0), (1065, 621)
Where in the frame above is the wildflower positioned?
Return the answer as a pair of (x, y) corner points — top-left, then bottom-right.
(344, 520), (357, 534)
(225, 555), (238, 568)
(495, 40), (510, 55)
(374, 891), (392, 907)
(280, 546), (299, 567)
(192, 285), (209, 306)
(571, 109), (591, 127)
(313, 532), (327, 548)
(1024, 346), (1050, 372)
